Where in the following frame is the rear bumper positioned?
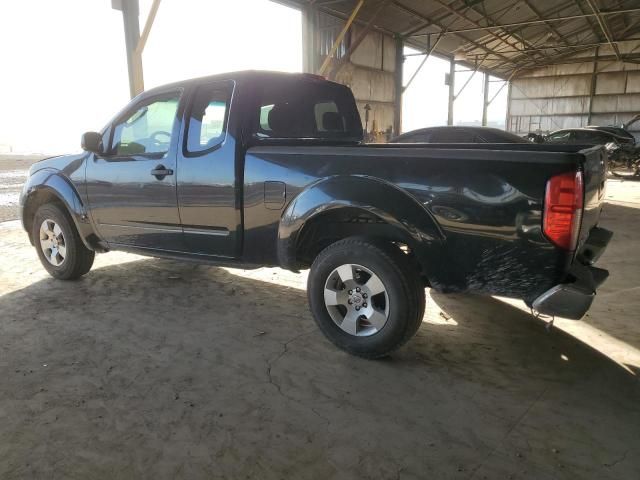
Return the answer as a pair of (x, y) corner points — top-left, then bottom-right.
(532, 227), (612, 320)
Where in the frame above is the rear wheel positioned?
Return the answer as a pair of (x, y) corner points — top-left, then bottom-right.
(308, 238), (425, 358)
(32, 204), (95, 280)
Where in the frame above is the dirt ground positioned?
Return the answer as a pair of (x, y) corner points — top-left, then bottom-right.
(0, 155), (47, 223)
(1, 157), (639, 479)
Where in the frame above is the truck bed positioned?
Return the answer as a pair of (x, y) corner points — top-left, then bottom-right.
(243, 142), (607, 302)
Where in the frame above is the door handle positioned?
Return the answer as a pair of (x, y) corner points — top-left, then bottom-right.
(151, 165), (174, 179)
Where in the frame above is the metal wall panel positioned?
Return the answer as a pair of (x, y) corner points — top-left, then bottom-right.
(627, 71), (640, 93)
(595, 72), (626, 95)
(315, 19), (398, 138)
(508, 40), (640, 136)
(350, 28), (396, 73)
(335, 62), (395, 104)
(510, 75), (591, 99)
(592, 94), (640, 113)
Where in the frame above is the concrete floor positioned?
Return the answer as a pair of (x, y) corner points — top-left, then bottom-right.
(1, 159), (639, 479)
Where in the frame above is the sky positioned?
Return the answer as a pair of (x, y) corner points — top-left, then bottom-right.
(0, 0), (507, 154)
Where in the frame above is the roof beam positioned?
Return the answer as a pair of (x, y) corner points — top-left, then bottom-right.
(135, 0), (161, 56)
(403, 33), (445, 92)
(424, 0), (540, 62)
(516, 52), (640, 71)
(390, 1), (514, 64)
(407, 7), (640, 37)
(318, 0), (364, 75)
(328, 0), (392, 79)
(519, 0), (571, 47)
(476, 38), (640, 57)
(585, 0), (622, 60)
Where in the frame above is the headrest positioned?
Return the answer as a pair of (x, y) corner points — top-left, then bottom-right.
(322, 111), (343, 131)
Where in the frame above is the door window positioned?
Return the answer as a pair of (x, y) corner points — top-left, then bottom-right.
(546, 131), (572, 144)
(110, 94), (180, 156)
(574, 130), (611, 145)
(185, 81), (233, 154)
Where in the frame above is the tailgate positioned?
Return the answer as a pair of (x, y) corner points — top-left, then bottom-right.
(577, 146), (607, 249)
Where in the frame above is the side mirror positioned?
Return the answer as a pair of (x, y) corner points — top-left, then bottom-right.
(81, 131), (103, 154)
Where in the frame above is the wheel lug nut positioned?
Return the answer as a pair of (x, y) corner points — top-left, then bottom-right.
(348, 299), (352, 304)
(363, 303), (367, 307)
(362, 293), (367, 298)
(348, 290), (353, 295)
(355, 306), (360, 311)
(356, 287), (361, 292)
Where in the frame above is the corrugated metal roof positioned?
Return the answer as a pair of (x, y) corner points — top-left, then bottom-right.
(280, 0), (640, 78)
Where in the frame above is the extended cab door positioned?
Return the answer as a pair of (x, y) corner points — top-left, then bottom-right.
(85, 89), (185, 251)
(176, 80), (239, 258)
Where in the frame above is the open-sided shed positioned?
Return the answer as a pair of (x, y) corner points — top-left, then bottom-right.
(282, 0), (640, 137)
(114, 0), (640, 138)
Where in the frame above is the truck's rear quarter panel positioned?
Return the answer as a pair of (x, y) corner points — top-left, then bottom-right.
(243, 144), (594, 302)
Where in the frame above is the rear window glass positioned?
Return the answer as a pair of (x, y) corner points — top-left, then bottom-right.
(254, 79), (362, 141)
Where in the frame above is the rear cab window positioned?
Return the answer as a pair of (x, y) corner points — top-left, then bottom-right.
(253, 77), (362, 142)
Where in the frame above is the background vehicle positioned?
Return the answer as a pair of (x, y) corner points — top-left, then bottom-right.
(392, 126), (529, 144)
(585, 125), (636, 144)
(20, 71), (611, 358)
(545, 128), (634, 146)
(545, 128), (640, 177)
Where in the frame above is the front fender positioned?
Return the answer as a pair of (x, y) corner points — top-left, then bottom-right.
(20, 168), (96, 250)
(277, 175), (445, 272)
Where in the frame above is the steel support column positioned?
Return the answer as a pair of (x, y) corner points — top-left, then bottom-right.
(447, 60), (455, 126)
(302, 4), (318, 73)
(113, 0), (161, 98)
(394, 36), (403, 136)
(587, 47), (600, 125)
(113, 0), (142, 98)
(482, 72), (489, 127)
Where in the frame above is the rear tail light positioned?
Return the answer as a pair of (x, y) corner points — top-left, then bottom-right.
(543, 170), (584, 250)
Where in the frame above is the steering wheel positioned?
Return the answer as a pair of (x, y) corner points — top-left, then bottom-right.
(149, 131), (172, 143)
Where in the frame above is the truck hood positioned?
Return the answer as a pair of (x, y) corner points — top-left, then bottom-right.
(29, 153), (87, 176)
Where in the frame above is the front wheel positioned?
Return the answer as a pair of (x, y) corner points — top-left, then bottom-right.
(308, 238), (426, 358)
(32, 203), (95, 280)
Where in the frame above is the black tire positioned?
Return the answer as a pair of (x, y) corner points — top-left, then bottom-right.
(32, 203), (95, 280)
(308, 237), (426, 359)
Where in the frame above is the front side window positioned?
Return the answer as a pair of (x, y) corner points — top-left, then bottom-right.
(111, 94), (180, 156)
(185, 81), (233, 154)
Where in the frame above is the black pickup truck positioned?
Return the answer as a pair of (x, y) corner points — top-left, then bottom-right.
(20, 71), (612, 358)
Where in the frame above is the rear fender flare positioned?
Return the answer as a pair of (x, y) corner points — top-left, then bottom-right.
(277, 175), (444, 273)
